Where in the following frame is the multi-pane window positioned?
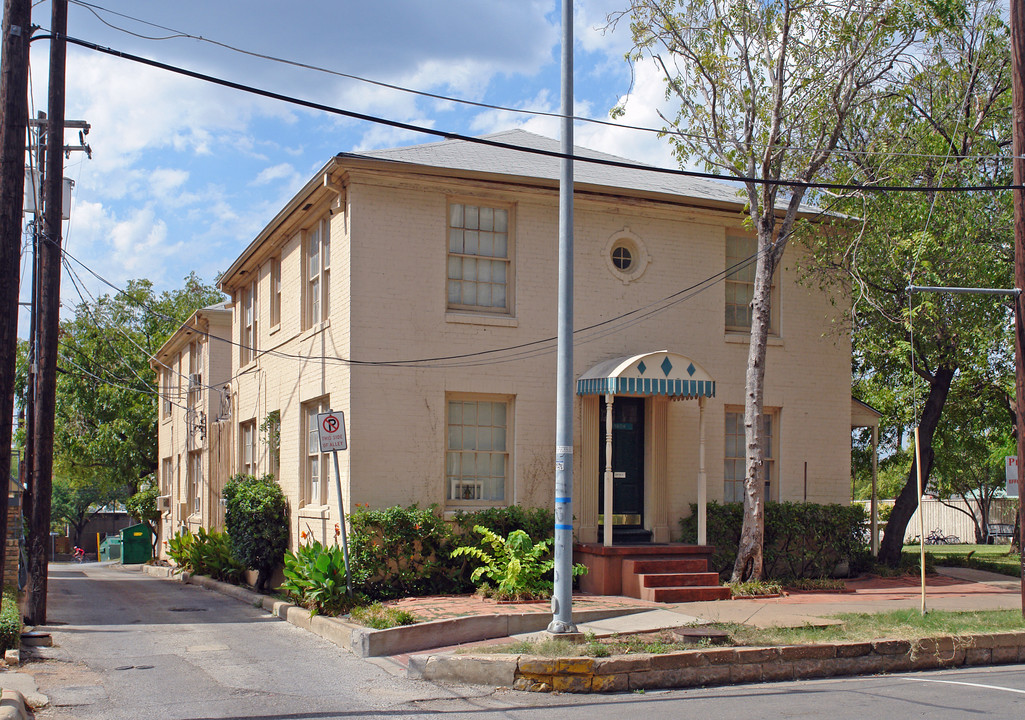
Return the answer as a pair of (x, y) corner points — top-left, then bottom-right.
(446, 398), (509, 504)
(187, 451), (202, 516)
(161, 457), (172, 497)
(447, 203), (510, 312)
(241, 280), (258, 365)
(240, 420), (256, 476)
(305, 218), (330, 328)
(270, 255), (281, 327)
(725, 235), (777, 332)
(724, 410), (775, 503)
(187, 341), (201, 407)
(161, 369), (173, 418)
(304, 398), (330, 505)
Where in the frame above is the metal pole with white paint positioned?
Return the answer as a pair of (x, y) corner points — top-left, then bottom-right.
(318, 411), (352, 595)
(549, 0), (577, 635)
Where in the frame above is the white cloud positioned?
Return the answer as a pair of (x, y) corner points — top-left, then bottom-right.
(250, 163), (297, 187)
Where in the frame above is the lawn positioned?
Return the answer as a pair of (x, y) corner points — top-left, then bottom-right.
(470, 608), (1025, 658)
(902, 543), (1021, 577)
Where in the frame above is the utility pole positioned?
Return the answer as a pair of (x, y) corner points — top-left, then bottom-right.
(26, 0), (67, 625)
(0, 0), (32, 593)
(1011, 0), (1025, 620)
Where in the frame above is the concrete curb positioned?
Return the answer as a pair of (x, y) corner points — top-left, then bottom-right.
(409, 631), (1025, 692)
(131, 564), (648, 658)
(0, 690), (26, 720)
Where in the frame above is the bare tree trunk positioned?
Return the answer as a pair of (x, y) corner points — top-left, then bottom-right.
(731, 227), (782, 583)
(877, 365), (955, 566)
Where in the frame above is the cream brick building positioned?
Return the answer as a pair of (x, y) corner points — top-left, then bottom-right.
(157, 130), (852, 553)
(151, 303), (234, 546)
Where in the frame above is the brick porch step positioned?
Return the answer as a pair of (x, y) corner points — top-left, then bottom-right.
(624, 558), (709, 574)
(646, 585), (733, 603)
(640, 572), (721, 588)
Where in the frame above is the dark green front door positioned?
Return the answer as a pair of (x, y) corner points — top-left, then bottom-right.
(598, 396), (644, 528)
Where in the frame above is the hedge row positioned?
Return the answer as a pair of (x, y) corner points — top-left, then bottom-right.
(679, 501), (869, 580)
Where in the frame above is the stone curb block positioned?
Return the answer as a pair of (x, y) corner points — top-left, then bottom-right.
(0, 690), (27, 720)
(409, 630), (1025, 693)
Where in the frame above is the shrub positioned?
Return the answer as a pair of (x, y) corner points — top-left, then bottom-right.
(452, 525), (586, 600)
(452, 506), (556, 542)
(223, 473), (289, 592)
(680, 501), (868, 580)
(280, 540), (362, 616)
(126, 485), (160, 531)
(348, 504), (464, 599)
(0, 587), (19, 652)
(166, 527), (245, 584)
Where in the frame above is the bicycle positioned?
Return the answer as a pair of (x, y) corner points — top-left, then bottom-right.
(924, 529), (961, 545)
(73, 546), (85, 562)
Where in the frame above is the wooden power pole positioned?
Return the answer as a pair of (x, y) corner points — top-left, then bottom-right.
(0, 0), (32, 593)
(1011, 0), (1025, 619)
(25, 0), (67, 625)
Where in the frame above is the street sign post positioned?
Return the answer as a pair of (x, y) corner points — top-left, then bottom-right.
(317, 411), (351, 594)
(1006, 456), (1020, 498)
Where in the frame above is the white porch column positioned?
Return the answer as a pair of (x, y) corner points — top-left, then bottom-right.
(603, 393), (614, 547)
(698, 395), (707, 546)
(871, 424), (879, 556)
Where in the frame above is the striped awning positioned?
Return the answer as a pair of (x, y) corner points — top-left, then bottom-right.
(576, 351), (715, 399)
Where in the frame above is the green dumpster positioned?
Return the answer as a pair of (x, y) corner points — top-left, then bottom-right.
(119, 523), (153, 564)
(99, 535), (121, 562)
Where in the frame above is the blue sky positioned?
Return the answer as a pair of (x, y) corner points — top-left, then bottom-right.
(21, 0), (682, 325)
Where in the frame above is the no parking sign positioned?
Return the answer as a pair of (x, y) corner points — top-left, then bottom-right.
(317, 411), (347, 452)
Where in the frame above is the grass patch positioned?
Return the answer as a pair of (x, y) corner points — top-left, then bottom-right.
(0, 587), (19, 652)
(468, 609), (1025, 658)
(902, 544), (1021, 578)
(348, 602), (419, 629)
(729, 579), (783, 597)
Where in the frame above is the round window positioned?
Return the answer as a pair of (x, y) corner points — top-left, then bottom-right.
(611, 245), (633, 271)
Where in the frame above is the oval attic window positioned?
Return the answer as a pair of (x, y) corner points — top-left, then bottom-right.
(611, 244), (633, 271)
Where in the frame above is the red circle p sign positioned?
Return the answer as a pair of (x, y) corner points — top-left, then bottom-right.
(316, 411), (347, 452)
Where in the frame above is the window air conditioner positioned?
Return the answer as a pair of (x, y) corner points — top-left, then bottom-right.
(157, 495), (171, 512)
(188, 373), (202, 391)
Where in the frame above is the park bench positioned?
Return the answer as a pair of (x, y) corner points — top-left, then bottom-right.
(986, 523), (1015, 544)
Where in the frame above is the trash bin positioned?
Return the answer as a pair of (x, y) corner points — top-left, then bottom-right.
(99, 535), (122, 562)
(119, 523), (153, 564)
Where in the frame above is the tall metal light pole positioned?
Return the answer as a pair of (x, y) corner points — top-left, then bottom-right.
(548, 0), (577, 635)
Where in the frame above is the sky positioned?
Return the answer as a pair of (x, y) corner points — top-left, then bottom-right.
(18, 0), (685, 328)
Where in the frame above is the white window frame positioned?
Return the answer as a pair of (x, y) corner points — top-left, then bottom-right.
(303, 398), (330, 506)
(270, 255), (281, 328)
(187, 450), (202, 516)
(724, 408), (777, 503)
(161, 369), (173, 418)
(445, 395), (512, 507)
(241, 279), (258, 365)
(446, 201), (512, 314)
(240, 419), (256, 476)
(161, 457), (173, 497)
(304, 218), (330, 329)
(725, 234), (778, 333)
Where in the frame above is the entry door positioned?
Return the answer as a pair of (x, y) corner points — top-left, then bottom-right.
(598, 396), (645, 527)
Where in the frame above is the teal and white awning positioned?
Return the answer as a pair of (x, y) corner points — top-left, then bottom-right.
(576, 351), (715, 399)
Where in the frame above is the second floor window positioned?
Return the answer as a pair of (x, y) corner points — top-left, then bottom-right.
(270, 255), (281, 327)
(725, 235), (778, 333)
(241, 280), (258, 365)
(306, 218), (330, 328)
(447, 202), (511, 313)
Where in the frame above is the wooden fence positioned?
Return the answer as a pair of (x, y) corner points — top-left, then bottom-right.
(859, 497), (1019, 544)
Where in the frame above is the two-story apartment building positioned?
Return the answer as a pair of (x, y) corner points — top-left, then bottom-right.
(178, 129), (852, 553)
(151, 303), (233, 544)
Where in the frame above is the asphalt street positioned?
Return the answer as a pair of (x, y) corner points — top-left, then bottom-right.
(23, 563), (1025, 719)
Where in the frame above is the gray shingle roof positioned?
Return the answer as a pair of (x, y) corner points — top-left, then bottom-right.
(340, 129), (743, 207)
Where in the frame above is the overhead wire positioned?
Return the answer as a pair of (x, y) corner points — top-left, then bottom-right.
(67, 0), (1011, 164)
(29, 31), (1023, 194)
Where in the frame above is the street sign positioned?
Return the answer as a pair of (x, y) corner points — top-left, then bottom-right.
(1007, 455), (1020, 498)
(317, 411), (347, 452)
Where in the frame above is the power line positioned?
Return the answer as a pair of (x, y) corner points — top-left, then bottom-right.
(31, 31), (1024, 194)
(67, 0), (1012, 164)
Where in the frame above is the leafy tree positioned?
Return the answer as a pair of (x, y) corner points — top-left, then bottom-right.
(52, 274), (224, 496)
(49, 470), (122, 548)
(799, 1), (1011, 565)
(613, 0), (933, 580)
(930, 382), (1015, 543)
(126, 482), (161, 555)
(223, 473), (289, 592)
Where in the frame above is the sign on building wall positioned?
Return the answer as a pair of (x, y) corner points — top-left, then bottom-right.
(317, 411), (347, 453)
(1005, 455), (1019, 498)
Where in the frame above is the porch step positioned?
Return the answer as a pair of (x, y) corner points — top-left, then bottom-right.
(647, 585), (732, 603)
(625, 558), (709, 574)
(640, 572), (721, 588)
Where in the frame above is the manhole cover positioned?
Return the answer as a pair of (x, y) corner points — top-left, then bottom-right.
(167, 607), (207, 612)
(113, 665), (154, 671)
(671, 626), (731, 644)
